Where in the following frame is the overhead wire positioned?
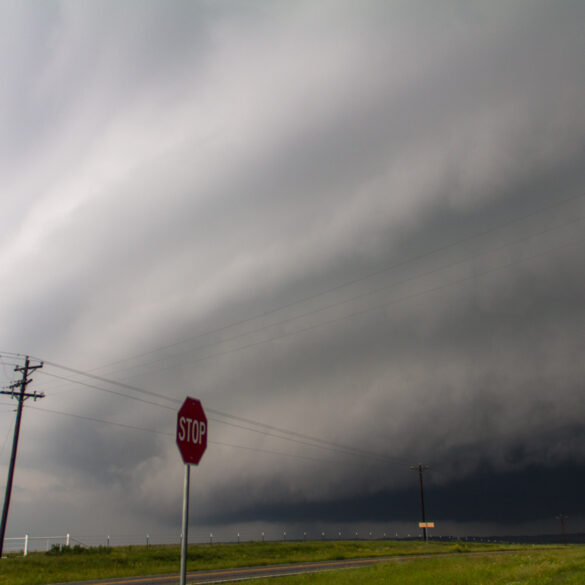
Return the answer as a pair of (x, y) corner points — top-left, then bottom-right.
(0, 351), (26, 360)
(31, 200), (585, 396)
(37, 361), (179, 405)
(41, 191), (585, 381)
(26, 405), (387, 468)
(0, 417), (14, 457)
(0, 355), (20, 390)
(20, 209), (585, 467)
(6, 194), (584, 472)
(205, 408), (400, 462)
(97, 208), (585, 379)
(38, 367), (400, 461)
(39, 371), (177, 411)
(47, 211), (582, 378)
(32, 370), (400, 463)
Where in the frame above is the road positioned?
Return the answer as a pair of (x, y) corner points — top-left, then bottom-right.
(60, 550), (519, 585)
(63, 555), (420, 585)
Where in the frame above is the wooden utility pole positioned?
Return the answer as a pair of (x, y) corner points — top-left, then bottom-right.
(0, 356), (44, 557)
(556, 514), (568, 545)
(410, 464), (430, 542)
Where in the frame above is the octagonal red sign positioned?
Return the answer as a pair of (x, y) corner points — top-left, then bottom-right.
(176, 397), (207, 465)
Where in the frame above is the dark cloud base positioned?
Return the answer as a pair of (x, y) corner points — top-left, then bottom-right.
(207, 463), (585, 528)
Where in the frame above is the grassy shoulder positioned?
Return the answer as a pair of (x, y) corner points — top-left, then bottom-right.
(0, 540), (551, 585)
(236, 546), (585, 585)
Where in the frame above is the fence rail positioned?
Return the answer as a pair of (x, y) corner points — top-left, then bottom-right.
(3, 533), (184, 555)
(4, 534), (73, 556)
(4, 530), (516, 557)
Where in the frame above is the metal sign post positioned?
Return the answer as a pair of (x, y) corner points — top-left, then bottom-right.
(176, 397), (207, 585)
(180, 464), (190, 585)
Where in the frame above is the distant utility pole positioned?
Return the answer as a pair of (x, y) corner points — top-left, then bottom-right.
(0, 356), (44, 558)
(410, 464), (430, 542)
(556, 514), (568, 545)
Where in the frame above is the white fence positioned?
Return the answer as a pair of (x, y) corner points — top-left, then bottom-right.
(5, 528), (452, 556)
(3, 532), (182, 555)
(4, 534), (73, 556)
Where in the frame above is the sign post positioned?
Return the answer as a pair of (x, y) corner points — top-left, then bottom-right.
(176, 397), (207, 585)
(180, 464), (190, 585)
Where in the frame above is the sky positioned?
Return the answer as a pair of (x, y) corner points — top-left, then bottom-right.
(2, 0), (585, 548)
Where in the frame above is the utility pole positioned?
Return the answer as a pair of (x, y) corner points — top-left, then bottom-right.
(410, 464), (430, 542)
(556, 514), (568, 545)
(0, 356), (44, 558)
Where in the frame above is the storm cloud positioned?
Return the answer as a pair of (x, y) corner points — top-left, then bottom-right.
(2, 1), (585, 544)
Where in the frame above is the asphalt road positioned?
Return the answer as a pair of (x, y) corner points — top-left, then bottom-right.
(59, 549), (524, 585)
(62, 555), (417, 585)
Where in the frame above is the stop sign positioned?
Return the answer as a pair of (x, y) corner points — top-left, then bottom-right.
(176, 397), (207, 465)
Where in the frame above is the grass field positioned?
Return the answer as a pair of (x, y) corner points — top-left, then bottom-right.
(1, 540), (582, 585)
(238, 546), (585, 585)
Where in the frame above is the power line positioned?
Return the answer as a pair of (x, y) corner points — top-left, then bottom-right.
(0, 418), (15, 457)
(38, 371), (177, 411)
(38, 361), (179, 405)
(37, 207), (585, 387)
(14, 224), (582, 439)
(206, 408), (401, 462)
(205, 414), (398, 462)
(34, 366), (366, 460)
(29, 404), (170, 436)
(0, 352), (27, 360)
(26, 405), (386, 468)
(6, 202), (580, 474)
(29, 370), (398, 463)
(0, 356), (21, 381)
(40, 192), (585, 381)
(20, 224), (584, 467)
(96, 225), (583, 375)
(27, 363), (585, 466)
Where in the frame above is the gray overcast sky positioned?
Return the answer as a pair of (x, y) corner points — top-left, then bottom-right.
(2, 1), (585, 545)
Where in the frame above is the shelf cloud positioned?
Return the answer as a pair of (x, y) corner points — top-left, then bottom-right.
(1, 1), (585, 542)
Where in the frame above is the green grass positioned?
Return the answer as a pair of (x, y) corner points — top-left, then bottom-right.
(0, 540), (576, 585)
(237, 547), (585, 585)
